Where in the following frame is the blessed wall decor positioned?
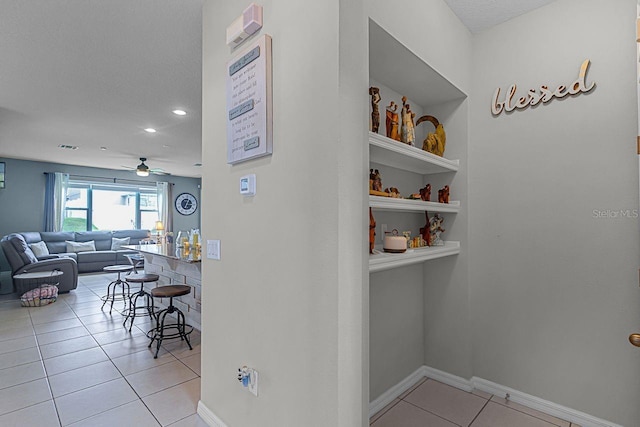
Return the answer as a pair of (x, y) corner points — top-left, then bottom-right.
(491, 59), (595, 116)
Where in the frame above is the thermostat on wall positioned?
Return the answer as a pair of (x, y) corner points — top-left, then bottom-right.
(240, 174), (256, 196)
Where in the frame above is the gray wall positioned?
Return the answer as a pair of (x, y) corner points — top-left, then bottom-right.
(0, 157), (201, 270)
(469, 0), (640, 425)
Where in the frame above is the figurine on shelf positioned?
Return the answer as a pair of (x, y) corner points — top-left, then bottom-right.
(419, 211), (431, 247)
(438, 185), (450, 204)
(369, 87), (381, 133)
(372, 169), (382, 192)
(369, 208), (376, 254)
(430, 214), (445, 246)
(420, 184), (431, 202)
(401, 96), (416, 146)
(384, 187), (401, 198)
(416, 115), (446, 157)
(385, 101), (400, 141)
(369, 169), (389, 197)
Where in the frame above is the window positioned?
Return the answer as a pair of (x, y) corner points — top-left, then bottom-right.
(62, 180), (158, 232)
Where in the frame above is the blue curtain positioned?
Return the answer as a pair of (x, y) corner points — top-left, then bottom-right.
(43, 173), (68, 232)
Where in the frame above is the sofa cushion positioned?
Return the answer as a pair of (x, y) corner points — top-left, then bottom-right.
(111, 237), (130, 250)
(113, 229), (149, 245)
(41, 232), (75, 254)
(76, 250), (116, 263)
(21, 232), (43, 244)
(66, 240), (96, 253)
(75, 231), (112, 251)
(9, 235), (38, 265)
(29, 241), (50, 257)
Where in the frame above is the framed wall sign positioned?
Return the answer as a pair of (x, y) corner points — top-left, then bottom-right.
(0, 162), (5, 189)
(226, 34), (273, 164)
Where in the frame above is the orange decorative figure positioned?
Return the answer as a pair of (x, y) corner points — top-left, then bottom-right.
(438, 185), (450, 204)
(369, 87), (381, 133)
(385, 101), (400, 141)
(369, 208), (376, 254)
(419, 184), (431, 202)
(419, 211), (431, 247)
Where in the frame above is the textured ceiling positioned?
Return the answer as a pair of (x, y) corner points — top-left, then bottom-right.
(443, 0), (558, 33)
(0, 1), (557, 178)
(0, 0), (204, 178)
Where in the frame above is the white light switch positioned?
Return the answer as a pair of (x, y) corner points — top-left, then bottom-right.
(207, 240), (221, 260)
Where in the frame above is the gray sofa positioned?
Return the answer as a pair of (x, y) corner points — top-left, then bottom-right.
(1, 229), (149, 293)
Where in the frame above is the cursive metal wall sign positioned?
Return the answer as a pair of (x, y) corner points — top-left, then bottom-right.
(491, 59), (595, 116)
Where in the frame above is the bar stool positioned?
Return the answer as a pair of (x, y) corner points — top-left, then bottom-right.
(101, 265), (133, 314)
(122, 273), (159, 331)
(147, 285), (193, 358)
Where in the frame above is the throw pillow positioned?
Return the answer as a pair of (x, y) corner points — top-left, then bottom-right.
(111, 237), (130, 250)
(65, 240), (96, 253)
(29, 241), (50, 258)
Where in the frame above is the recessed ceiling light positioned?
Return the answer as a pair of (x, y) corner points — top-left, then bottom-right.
(99, 147), (107, 151)
(162, 144), (170, 148)
(144, 128), (157, 133)
(172, 109), (187, 116)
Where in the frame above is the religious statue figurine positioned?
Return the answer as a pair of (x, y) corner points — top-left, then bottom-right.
(429, 214), (445, 246)
(369, 208), (376, 254)
(419, 184), (431, 202)
(369, 87), (381, 133)
(419, 211), (431, 247)
(438, 185), (450, 204)
(385, 101), (400, 141)
(401, 96), (415, 146)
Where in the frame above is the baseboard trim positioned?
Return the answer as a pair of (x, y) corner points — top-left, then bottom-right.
(197, 400), (229, 427)
(369, 367), (621, 427)
(369, 366), (425, 417)
(471, 377), (623, 427)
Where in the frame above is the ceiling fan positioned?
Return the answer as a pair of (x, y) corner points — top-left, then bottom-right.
(123, 158), (170, 176)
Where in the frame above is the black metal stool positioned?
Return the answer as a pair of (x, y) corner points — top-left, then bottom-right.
(123, 273), (159, 331)
(101, 265), (133, 314)
(147, 285), (193, 358)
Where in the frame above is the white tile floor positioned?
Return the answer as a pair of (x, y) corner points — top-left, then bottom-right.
(370, 378), (582, 427)
(0, 272), (207, 427)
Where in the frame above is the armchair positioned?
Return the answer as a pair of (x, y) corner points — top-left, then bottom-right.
(1, 233), (78, 293)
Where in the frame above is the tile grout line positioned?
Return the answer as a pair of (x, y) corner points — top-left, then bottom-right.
(399, 399), (465, 427)
(467, 397), (491, 427)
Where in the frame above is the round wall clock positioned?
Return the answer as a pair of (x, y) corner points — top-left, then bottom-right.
(175, 192), (197, 216)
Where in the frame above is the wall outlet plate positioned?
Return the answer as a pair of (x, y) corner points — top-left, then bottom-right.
(248, 368), (258, 396)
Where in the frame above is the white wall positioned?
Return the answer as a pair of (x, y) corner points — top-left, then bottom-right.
(469, 0), (640, 425)
(201, 1), (367, 426)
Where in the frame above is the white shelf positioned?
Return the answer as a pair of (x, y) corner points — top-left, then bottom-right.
(369, 241), (460, 273)
(369, 132), (459, 174)
(370, 195), (460, 214)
